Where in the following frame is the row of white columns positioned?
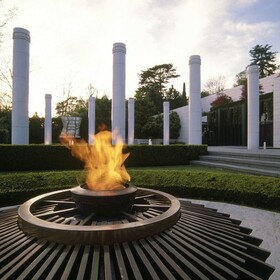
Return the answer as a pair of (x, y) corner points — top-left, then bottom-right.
(11, 27), (261, 149)
(187, 55), (260, 150)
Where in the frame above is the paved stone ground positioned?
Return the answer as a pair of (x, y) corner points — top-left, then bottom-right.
(187, 199), (280, 280)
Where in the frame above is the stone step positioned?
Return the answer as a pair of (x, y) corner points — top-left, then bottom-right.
(208, 150), (280, 161)
(191, 160), (280, 177)
(198, 155), (280, 171)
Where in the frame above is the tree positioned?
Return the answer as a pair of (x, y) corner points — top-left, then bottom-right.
(0, 0), (17, 45)
(135, 64), (180, 113)
(249, 44), (279, 78)
(141, 114), (163, 138)
(211, 92), (233, 108)
(0, 108), (11, 143)
(56, 96), (87, 117)
(141, 111), (181, 139)
(95, 95), (111, 131)
(203, 76), (226, 94)
(169, 111), (181, 139)
(0, 1), (17, 110)
(134, 97), (157, 138)
(165, 85), (188, 109)
(201, 91), (210, 98)
(134, 64), (181, 137)
(52, 117), (63, 143)
(233, 70), (247, 87)
(29, 113), (44, 143)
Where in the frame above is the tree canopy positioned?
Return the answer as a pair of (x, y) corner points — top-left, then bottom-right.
(234, 44), (279, 88)
(135, 63), (181, 112)
(202, 76), (226, 95)
(55, 96), (87, 117)
(141, 111), (181, 139)
(134, 63), (185, 138)
(249, 44), (279, 78)
(0, 0), (17, 110)
(210, 92), (233, 108)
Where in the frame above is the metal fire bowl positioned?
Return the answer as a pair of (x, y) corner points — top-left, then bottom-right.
(18, 188), (181, 245)
(70, 184), (137, 216)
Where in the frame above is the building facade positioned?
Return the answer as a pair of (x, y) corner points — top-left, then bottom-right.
(173, 73), (280, 148)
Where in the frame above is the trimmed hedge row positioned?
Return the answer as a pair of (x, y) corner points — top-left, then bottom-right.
(130, 169), (280, 211)
(0, 144), (207, 171)
(0, 168), (279, 211)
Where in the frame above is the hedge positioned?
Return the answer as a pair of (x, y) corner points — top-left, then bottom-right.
(0, 168), (279, 211)
(0, 144), (207, 171)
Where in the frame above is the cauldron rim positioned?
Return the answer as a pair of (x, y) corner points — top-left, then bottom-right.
(71, 183), (137, 197)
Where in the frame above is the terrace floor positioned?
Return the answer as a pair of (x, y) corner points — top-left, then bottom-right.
(186, 198), (280, 279)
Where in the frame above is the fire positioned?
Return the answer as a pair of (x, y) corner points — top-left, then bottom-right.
(61, 129), (130, 191)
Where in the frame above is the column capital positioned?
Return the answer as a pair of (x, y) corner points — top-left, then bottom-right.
(247, 65), (259, 75)
(189, 55), (201, 65)
(113, 42), (126, 54)
(13, 27), (30, 42)
(89, 95), (95, 102)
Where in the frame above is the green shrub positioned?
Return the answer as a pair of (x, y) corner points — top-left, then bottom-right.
(125, 145), (207, 167)
(0, 144), (207, 171)
(0, 167), (279, 211)
(0, 144), (82, 171)
(0, 129), (9, 143)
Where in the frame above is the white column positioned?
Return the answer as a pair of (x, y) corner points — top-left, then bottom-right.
(128, 98), (135, 145)
(273, 77), (280, 148)
(163, 101), (170, 145)
(88, 96), (95, 144)
(188, 55), (202, 144)
(12, 27), (30, 144)
(44, 94), (52, 144)
(247, 65), (259, 150)
(112, 42), (126, 143)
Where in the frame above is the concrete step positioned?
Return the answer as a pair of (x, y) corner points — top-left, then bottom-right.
(198, 155), (280, 171)
(190, 149), (280, 177)
(191, 160), (280, 177)
(208, 150), (280, 161)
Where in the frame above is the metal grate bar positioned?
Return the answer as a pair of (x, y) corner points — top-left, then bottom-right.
(146, 236), (192, 280)
(30, 244), (65, 280)
(123, 242), (143, 280)
(1, 240), (48, 280)
(114, 243), (129, 279)
(18, 242), (56, 279)
(77, 245), (91, 278)
(131, 240), (161, 280)
(156, 233), (231, 280)
(60, 244), (81, 279)
(91, 245), (100, 279)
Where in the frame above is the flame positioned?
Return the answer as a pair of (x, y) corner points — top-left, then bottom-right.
(61, 129), (130, 191)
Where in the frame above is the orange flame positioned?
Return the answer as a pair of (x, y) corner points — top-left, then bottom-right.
(61, 130), (130, 191)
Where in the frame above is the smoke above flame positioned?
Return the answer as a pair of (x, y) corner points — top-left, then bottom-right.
(61, 129), (130, 191)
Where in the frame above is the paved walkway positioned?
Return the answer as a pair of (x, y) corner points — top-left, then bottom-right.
(186, 199), (280, 280)
(189, 146), (280, 279)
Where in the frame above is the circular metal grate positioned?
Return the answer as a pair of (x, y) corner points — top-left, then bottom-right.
(0, 189), (275, 280)
(18, 188), (181, 245)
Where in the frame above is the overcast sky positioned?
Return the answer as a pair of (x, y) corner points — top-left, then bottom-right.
(1, 0), (280, 116)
